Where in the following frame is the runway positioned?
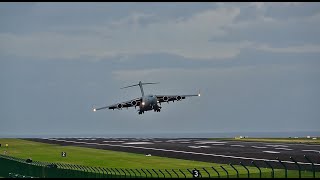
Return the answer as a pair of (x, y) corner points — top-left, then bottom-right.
(26, 138), (320, 170)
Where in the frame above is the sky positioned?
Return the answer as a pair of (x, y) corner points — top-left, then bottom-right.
(1, 2), (320, 137)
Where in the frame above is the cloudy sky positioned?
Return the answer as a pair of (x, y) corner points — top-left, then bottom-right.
(1, 2), (320, 137)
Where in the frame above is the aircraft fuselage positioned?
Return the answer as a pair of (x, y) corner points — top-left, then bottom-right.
(139, 94), (161, 114)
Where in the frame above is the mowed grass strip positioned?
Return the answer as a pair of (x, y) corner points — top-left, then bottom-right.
(0, 138), (220, 169)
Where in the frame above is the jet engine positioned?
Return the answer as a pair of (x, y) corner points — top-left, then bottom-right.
(131, 100), (137, 106)
(175, 96), (182, 101)
(117, 104), (123, 109)
(162, 96), (168, 102)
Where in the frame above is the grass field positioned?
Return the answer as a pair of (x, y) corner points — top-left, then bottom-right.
(0, 138), (215, 169)
(0, 138), (318, 178)
(209, 137), (320, 144)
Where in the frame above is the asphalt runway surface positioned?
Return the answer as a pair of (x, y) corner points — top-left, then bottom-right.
(26, 138), (320, 170)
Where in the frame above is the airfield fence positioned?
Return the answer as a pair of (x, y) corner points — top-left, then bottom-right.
(0, 154), (319, 178)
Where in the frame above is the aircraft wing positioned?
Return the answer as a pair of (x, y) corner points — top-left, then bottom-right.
(156, 92), (200, 103)
(93, 97), (142, 111)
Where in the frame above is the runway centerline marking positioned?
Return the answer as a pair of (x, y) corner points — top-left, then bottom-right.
(230, 145), (245, 147)
(251, 146), (267, 149)
(188, 146), (210, 149)
(275, 148), (293, 151)
(123, 142), (154, 145)
(263, 151), (280, 154)
(266, 145), (289, 148)
(46, 139), (320, 166)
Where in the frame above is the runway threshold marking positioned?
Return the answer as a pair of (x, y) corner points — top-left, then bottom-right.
(46, 139), (320, 166)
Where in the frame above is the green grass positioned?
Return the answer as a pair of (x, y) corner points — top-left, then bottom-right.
(209, 137), (320, 144)
(0, 138), (318, 178)
(0, 138), (214, 169)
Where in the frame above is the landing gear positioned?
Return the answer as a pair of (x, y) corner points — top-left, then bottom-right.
(154, 106), (161, 112)
(138, 111), (144, 115)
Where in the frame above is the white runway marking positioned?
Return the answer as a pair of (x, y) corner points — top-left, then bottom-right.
(210, 144), (225, 146)
(275, 148), (293, 151)
(266, 145), (289, 148)
(230, 145), (245, 147)
(103, 141), (125, 143)
(263, 151), (280, 154)
(154, 141), (162, 143)
(195, 141), (227, 144)
(188, 146), (210, 149)
(302, 150), (320, 153)
(251, 146), (267, 149)
(166, 139), (191, 142)
(122, 142), (154, 145)
(47, 139), (320, 166)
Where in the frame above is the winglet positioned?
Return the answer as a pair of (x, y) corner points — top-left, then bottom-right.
(198, 89), (201, 97)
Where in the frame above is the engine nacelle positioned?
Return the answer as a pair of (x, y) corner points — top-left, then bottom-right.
(131, 100), (137, 106)
(117, 104), (123, 109)
(162, 96), (168, 102)
(176, 96), (182, 101)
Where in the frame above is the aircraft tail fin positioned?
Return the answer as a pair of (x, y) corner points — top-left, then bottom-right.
(120, 81), (159, 96)
(120, 81), (159, 89)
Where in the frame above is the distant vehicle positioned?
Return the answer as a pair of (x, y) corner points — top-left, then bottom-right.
(93, 81), (200, 115)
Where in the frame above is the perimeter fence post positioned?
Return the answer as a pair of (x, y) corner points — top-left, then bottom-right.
(120, 168), (126, 178)
(264, 161), (274, 178)
(141, 169), (147, 178)
(130, 169), (136, 178)
(82, 166), (88, 178)
(110, 168), (117, 177)
(240, 162), (249, 178)
(202, 167), (210, 178)
(304, 155), (315, 178)
(125, 169), (131, 178)
(135, 169), (142, 178)
(211, 166), (220, 178)
(106, 168), (113, 178)
(179, 169), (186, 178)
(90, 167), (97, 178)
(220, 166), (229, 178)
(251, 161), (261, 178)
(187, 169), (193, 177)
(99, 167), (105, 178)
(152, 169), (159, 178)
(290, 157), (301, 178)
(105, 167), (111, 178)
(276, 157), (287, 178)
(159, 169), (165, 178)
(115, 168), (121, 178)
(172, 169), (179, 178)
(102, 168), (109, 178)
(165, 169), (172, 178)
(95, 167), (101, 178)
(146, 169), (153, 178)
(230, 164), (239, 178)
